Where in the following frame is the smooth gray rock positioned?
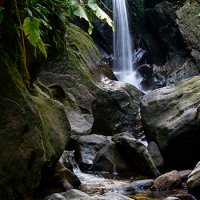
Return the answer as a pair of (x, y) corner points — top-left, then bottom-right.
(147, 141), (164, 169)
(113, 134), (160, 177)
(74, 134), (111, 171)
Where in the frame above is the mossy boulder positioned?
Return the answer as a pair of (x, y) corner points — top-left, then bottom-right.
(0, 58), (70, 199)
(141, 76), (200, 170)
(177, 1), (200, 52)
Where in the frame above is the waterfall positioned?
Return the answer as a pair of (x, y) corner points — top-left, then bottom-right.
(112, 0), (140, 89)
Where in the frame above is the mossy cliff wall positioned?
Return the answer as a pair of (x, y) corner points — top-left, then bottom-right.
(0, 54), (71, 199)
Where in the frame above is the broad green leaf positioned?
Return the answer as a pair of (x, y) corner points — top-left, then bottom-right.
(87, 0), (115, 30)
(22, 17), (40, 47)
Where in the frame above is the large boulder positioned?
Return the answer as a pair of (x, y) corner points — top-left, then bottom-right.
(141, 76), (200, 169)
(112, 134), (160, 177)
(40, 24), (142, 137)
(153, 170), (182, 190)
(91, 142), (131, 175)
(92, 79), (142, 136)
(0, 59), (70, 199)
(74, 134), (111, 171)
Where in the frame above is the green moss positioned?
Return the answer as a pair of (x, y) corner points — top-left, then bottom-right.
(177, 1), (200, 50)
(64, 23), (100, 84)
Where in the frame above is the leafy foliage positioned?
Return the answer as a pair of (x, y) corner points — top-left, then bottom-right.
(0, 0), (113, 86)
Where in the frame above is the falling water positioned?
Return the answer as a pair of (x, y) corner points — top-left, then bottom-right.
(113, 0), (140, 89)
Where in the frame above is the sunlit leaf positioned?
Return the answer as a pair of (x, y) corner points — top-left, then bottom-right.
(87, 0), (115, 30)
(22, 17), (40, 47)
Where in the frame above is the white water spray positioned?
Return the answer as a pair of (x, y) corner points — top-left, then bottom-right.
(113, 0), (140, 89)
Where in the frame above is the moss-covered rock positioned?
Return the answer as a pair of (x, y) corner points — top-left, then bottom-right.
(177, 1), (200, 52)
(40, 24), (142, 137)
(141, 76), (200, 169)
(0, 56), (70, 199)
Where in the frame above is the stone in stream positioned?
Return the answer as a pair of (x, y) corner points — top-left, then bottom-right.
(153, 170), (182, 190)
(130, 179), (154, 190)
(141, 76), (200, 170)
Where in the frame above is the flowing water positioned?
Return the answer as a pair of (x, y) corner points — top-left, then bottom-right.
(112, 0), (140, 90)
(60, 151), (194, 200)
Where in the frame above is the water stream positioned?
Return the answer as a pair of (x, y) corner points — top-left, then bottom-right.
(112, 0), (140, 90)
(60, 151), (193, 200)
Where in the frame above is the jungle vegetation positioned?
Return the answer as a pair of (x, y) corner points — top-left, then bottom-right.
(0, 0), (114, 87)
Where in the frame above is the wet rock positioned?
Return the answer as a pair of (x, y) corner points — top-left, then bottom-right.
(147, 141), (164, 169)
(153, 170), (182, 190)
(187, 162), (200, 198)
(36, 163), (81, 197)
(141, 76), (200, 169)
(46, 189), (91, 200)
(91, 142), (130, 175)
(94, 192), (134, 200)
(113, 134), (160, 177)
(137, 64), (154, 91)
(74, 134), (111, 171)
(130, 179), (153, 190)
(46, 190), (134, 200)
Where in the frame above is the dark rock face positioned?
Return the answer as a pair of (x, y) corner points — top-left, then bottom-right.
(176, 1), (200, 52)
(91, 142), (130, 174)
(141, 76), (200, 169)
(144, 2), (186, 64)
(92, 80), (142, 136)
(0, 61), (70, 199)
